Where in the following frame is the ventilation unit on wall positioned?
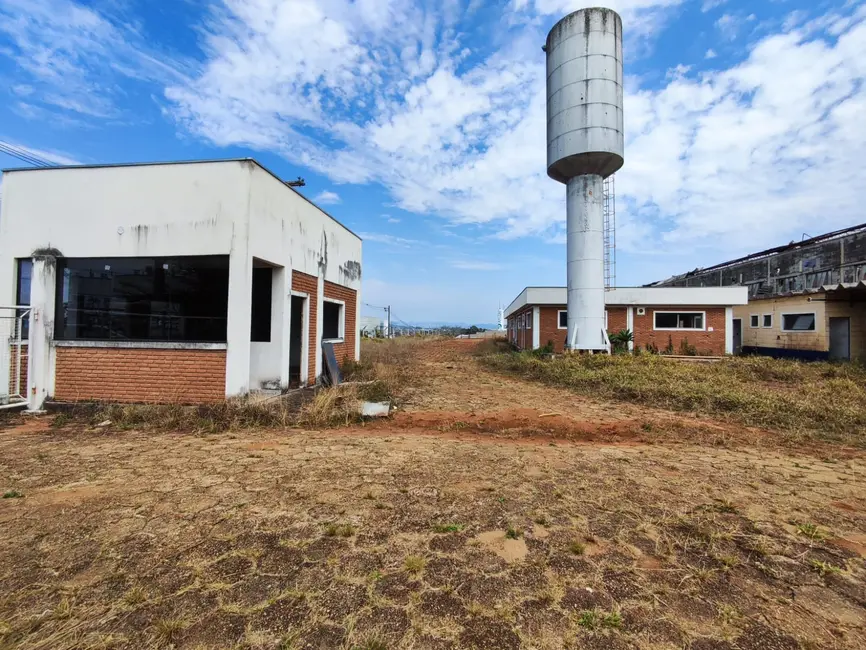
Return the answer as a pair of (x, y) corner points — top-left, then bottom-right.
(637, 308), (646, 316)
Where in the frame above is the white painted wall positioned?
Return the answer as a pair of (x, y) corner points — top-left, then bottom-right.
(0, 159), (362, 404)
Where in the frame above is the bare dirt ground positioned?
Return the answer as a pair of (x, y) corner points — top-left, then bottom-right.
(1, 339), (865, 650)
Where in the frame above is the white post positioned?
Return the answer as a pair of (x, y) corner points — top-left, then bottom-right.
(627, 306), (634, 351)
(274, 266), (291, 390)
(225, 249), (252, 397)
(725, 307), (734, 355)
(532, 307), (540, 349)
(27, 256), (57, 412)
(315, 274), (324, 381)
(354, 285), (362, 361)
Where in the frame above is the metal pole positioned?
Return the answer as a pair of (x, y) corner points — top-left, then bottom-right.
(387, 306), (392, 339)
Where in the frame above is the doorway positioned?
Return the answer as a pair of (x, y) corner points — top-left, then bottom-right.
(289, 295), (306, 386)
(829, 317), (850, 360)
(732, 318), (742, 355)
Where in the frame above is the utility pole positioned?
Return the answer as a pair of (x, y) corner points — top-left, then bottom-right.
(384, 306), (392, 338)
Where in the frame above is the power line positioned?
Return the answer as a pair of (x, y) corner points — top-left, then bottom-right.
(0, 141), (56, 168)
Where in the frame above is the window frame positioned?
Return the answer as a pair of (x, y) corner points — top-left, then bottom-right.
(749, 314), (759, 328)
(322, 297), (346, 342)
(653, 310), (707, 332)
(15, 258), (32, 341)
(557, 310), (567, 330)
(762, 314), (773, 329)
(780, 311), (817, 333)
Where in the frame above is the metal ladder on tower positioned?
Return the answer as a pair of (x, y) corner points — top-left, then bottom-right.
(603, 174), (616, 291)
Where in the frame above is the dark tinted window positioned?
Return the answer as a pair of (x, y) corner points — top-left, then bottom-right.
(655, 312), (704, 329)
(55, 256), (229, 342)
(16, 259), (31, 338)
(782, 313), (815, 331)
(558, 311), (567, 328)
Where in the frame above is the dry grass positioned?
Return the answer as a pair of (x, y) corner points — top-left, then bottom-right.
(480, 349), (866, 444)
(47, 338), (424, 434)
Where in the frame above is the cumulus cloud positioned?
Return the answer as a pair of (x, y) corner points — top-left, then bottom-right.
(5, 0), (866, 269)
(163, 1), (866, 260)
(313, 190), (341, 205)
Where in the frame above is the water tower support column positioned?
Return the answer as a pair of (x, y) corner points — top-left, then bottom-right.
(566, 174), (608, 351)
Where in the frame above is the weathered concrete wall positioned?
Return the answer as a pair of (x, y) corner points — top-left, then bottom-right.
(734, 295), (827, 354)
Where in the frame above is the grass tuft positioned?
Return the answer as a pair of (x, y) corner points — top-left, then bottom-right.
(432, 523), (464, 533)
(324, 523), (356, 538)
(478, 351), (866, 443)
(2, 490), (23, 499)
(404, 555), (426, 574)
(569, 540), (586, 555)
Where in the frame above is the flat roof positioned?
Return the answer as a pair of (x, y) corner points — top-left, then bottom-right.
(1, 157), (360, 241)
(504, 286), (749, 318)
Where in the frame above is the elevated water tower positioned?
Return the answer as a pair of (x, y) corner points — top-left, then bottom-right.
(546, 7), (624, 352)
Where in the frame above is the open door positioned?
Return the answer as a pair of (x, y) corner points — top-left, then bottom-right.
(289, 295), (306, 386)
(732, 318), (742, 355)
(829, 317), (850, 361)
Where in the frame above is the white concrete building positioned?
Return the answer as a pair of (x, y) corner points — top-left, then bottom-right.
(0, 159), (362, 409)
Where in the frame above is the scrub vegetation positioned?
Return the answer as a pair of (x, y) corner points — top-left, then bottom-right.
(1, 338), (864, 649)
(479, 344), (866, 445)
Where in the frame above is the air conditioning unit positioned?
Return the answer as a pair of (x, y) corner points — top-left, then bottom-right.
(637, 307), (646, 316)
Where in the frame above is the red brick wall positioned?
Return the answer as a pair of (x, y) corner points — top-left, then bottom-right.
(292, 271), (318, 385)
(539, 307), (566, 352)
(54, 347), (226, 403)
(324, 281), (357, 367)
(633, 307), (726, 355)
(539, 305), (726, 354)
(8, 344), (28, 396)
(607, 307), (627, 333)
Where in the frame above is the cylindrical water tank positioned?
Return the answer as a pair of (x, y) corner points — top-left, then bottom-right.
(546, 8), (624, 184)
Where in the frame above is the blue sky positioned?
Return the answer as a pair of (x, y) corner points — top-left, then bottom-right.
(1, 0), (864, 326)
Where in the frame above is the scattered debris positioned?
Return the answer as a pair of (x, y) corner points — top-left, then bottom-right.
(96, 420), (112, 427)
(362, 401), (391, 418)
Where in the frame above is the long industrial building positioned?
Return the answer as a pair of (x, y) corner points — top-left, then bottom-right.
(0, 159), (362, 409)
(651, 224), (866, 360)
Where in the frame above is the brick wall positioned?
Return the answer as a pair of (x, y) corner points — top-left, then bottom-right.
(292, 271), (318, 385)
(324, 281), (357, 367)
(633, 307), (727, 355)
(607, 307), (627, 333)
(54, 347), (226, 403)
(539, 307), (566, 352)
(540, 305), (727, 355)
(8, 344), (28, 396)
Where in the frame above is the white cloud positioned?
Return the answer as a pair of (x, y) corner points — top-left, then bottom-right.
(0, 0), (188, 118)
(450, 260), (503, 271)
(162, 1), (866, 264)
(313, 190), (341, 205)
(701, 0), (727, 12)
(358, 232), (421, 247)
(705, 48), (717, 59)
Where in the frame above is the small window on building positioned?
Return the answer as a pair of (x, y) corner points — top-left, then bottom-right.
(782, 313), (816, 332)
(558, 310), (567, 329)
(525, 312), (531, 329)
(762, 314), (772, 328)
(654, 312), (705, 330)
(16, 259), (31, 339)
(322, 300), (344, 341)
(750, 314), (759, 328)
